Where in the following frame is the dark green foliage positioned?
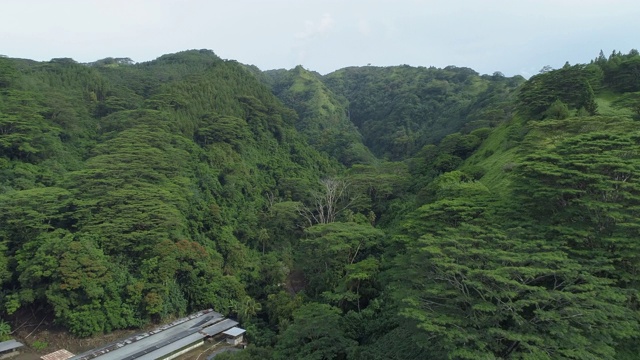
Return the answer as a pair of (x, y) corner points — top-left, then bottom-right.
(543, 99), (570, 119)
(323, 65), (522, 159)
(265, 66), (375, 165)
(195, 114), (250, 149)
(0, 58), (18, 88)
(2, 49), (639, 360)
(598, 50), (640, 93)
(518, 64), (598, 118)
(273, 303), (357, 360)
(396, 167), (637, 359)
(14, 230), (139, 336)
(515, 117), (640, 290)
(0, 89), (62, 163)
(299, 222), (383, 302)
(612, 91), (640, 118)
(345, 162), (411, 225)
(0, 52), (335, 337)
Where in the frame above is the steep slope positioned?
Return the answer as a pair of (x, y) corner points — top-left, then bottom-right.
(323, 65), (524, 160)
(0, 51), (337, 336)
(264, 66), (375, 165)
(390, 53), (640, 359)
(4, 48), (640, 359)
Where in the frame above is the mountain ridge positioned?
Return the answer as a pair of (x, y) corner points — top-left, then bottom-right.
(1, 48), (640, 359)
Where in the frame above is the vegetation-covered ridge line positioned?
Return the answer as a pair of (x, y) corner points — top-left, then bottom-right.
(1, 48), (640, 359)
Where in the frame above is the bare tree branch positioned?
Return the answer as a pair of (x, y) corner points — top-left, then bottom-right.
(297, 178), (359, 227)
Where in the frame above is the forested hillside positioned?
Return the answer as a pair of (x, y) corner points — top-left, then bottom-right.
(1, 49), (640, 359)
(263, 66), (375, 166)
(322, 65), (524, 160)
(0, 50), (338, 336)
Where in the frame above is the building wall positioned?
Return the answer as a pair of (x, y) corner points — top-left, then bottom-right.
(226, 336), (243, 346)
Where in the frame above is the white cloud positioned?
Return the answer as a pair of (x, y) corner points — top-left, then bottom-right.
(357, 19), (371, 36)
(293, 13), (336, 65)
(295, 13), (335, 40)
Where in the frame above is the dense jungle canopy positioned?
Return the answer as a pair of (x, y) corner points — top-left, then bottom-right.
(1, 48), (639, 359)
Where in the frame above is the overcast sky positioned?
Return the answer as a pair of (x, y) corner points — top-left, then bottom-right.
(1, 0), (639, 77)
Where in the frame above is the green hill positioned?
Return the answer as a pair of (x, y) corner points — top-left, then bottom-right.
(0, 51), (336, 336)
(265, 66), (375, 165)
(391, 52), (640, 359)
(323, 65), (524, 160)
(1, 49), (640, 359)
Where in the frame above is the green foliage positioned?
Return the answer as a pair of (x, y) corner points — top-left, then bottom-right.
(299, 222), (383, 300)
(13, 230), (140, 336)
(598, 50), (640, 93)
(273, 303), (357, 360)
(611, 91), (640, 118)
(345, 162), (410, 224)
(195, 114), (251, 150)
(2, 49), (640, 360)
(543, 99), (570, 119)
(265, 66), (374, 165)
(518, 64), (598, 118)
(515, 118), (640, 290)
(31, 339), (48, 351)
(0, 320), (11, 341)
(0, 90), (62, 163)
(0, 52), (334, 337)
(323, 65), (522, 159)
(396, 167), (637, 358)
(0, 57), (18, 88)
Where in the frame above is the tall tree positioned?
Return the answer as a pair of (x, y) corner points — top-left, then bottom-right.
(396, 171), (637, 359)
(273, 303), (357, 360)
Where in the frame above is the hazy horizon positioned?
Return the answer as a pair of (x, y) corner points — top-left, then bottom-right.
(2, 0), (639, 77)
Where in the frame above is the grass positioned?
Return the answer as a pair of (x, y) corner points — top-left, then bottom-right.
(466, 92), (637, 198)
(594, 92), (635, 117)
(464, 117), (524, 197)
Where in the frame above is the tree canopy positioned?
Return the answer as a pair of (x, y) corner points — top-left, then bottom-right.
(1, 49), (639, 359)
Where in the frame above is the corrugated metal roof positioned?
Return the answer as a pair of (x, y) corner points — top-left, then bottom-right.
(222, 327), (246, 337)
(69, 310), (238, 360)
(135, 332), (204, 360)
(70, 310), (221, 360)
(0, 339), (24, 353)
(199, 319), (238, 336)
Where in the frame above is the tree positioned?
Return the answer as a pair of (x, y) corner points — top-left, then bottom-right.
(539, 65), (554, 73)
(339, 257), (379, 312)
(273, 303), (357, 360)
(543, 99), (570, 119)
(0, 187), (73, 252)
(0, 57), (18, 88)
(12, 230), (139, 336)
(395, 170), (637, 359)
(299, 222), (383, 297)
(236, 296), (263, 323)
(0, 90), (62, 162)
(518, 65), (598, 118)
(515, 123), (640, 291)
(0, 52), (340, 339)
(610, 57), (640, 92)
(612, 92), (640, 118)
(298, 178), (356, 226)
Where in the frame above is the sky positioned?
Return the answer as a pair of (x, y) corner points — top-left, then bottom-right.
(1, 0), (639, 78)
